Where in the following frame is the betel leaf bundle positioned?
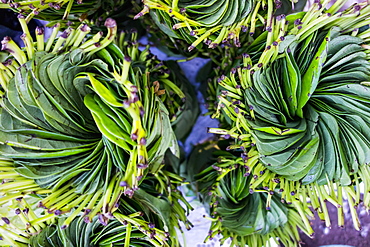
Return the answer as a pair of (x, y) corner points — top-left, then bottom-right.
(187, 140), (312, 247)
(0, 0), (126, 24)
(0, 189), (181, 246)
(205, 0), (370, 238)
(0, 14), (196, 246)
(135, 0), (307, 52)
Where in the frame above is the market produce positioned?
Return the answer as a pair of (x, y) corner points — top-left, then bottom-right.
(0, 14), (195, 246)
(206, 0), (370, 232)
(187, 141), (313, 247)
(1, 0), (370, 246)
(0, 189), (183, 246)
(136, 0), (307, 51)
(0, 0), (126, 23)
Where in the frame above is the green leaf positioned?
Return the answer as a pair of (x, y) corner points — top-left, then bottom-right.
(296, 30), (329, 117)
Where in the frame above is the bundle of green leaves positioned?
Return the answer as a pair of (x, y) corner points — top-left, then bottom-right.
(135, 0), (307, 52)
(0, 189), (184, 246)
(0, 0), (126, 23)
(202, 0), (370, 239)
(0, 14), (196, 246)
(186, 140), (312, 247)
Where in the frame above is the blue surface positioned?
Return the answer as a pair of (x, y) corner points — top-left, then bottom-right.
(319, 245), (355, 247)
